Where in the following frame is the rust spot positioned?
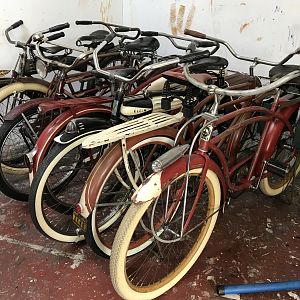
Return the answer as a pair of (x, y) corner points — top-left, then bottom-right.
(170, 3), (177, 36)
(185, 4), (196, 30)
(257, 37), (262, 41)
(170, 3), (195, 36)
(240, 22), (250, 33)
(177, 5), (186, 34)
(100, 0), (112, 23)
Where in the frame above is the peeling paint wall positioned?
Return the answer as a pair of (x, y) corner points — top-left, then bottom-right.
(0, 0), (123, 69)
(1, 0), (299, 75)
(123, 0), (300, 75)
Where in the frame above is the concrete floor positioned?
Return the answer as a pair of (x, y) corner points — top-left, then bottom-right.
(0, 182), (299, 300)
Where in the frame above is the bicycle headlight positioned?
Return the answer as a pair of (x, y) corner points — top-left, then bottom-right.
(65, 120), (79, 134)
(36, 59), (48, 78)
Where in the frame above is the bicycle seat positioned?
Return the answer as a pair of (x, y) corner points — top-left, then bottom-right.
(76, 30), (110, 48)
(162, 70), (214, 85)
(189, 56), (228, 73)
(53, 55), (88, 72)
(96, 67), (137, 79)
(40, 45), (66, 54)
(269, 65), (300, 85)
(124, 37), (160, 52)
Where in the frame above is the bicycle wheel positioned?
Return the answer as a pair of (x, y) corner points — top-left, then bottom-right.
(28, 133), (108, 242)
(0, 106), (41, 200)
(110, 166), (221, 299)
(85, 134), (175, 257)
(0, 81), (47, 125)
(260, 128), (300, 196)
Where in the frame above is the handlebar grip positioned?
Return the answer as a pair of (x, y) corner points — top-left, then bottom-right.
(46, 32), (65, 42)
(10, 20), (23, 30)
(184, 29), (206, 39)
(141, 31), (159, 37)
(179, 50), (210, 64)
(48, 22), (70, 33)
(115, 26), (140, 32)
(196, 41), (217, 48)
(75, 20), (93, 25)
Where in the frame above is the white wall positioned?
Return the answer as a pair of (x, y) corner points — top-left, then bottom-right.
(123, 0), (300, 76)
(0, 0), (123, 70)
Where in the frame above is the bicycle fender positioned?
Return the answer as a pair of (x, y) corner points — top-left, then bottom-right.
(79, 128), (183, 217)
(18, 77), (49, 87)
(55, 117), (111, 144)
(257, 100), (300, 167)
(32, 105), (111, 174)
(4, 97), (53, 121)
(132, 154), (227, 204)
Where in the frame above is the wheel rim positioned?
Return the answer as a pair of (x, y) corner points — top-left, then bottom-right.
(38, 143), (104, 237)
(114, 168), (220, 296)
(0, 111), (40, 195)
(91, 137), (175, 256)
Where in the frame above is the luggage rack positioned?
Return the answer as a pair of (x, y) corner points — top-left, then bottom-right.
(82, 112), (184, 148)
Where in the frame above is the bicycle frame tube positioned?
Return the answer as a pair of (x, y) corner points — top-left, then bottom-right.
(202, 98), (300, 192)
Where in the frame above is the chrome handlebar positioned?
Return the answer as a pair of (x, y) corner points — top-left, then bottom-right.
(183, 64), (300, 97)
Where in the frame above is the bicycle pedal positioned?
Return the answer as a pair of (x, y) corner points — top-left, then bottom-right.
(265, 159), (289, 177)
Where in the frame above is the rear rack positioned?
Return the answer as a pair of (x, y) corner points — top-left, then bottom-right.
(82, 112), (183, 148)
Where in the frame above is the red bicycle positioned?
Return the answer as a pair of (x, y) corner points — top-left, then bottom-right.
(110, 30), (300, 299)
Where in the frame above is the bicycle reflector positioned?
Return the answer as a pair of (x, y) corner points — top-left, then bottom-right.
(74, 204), (82, 214)
(151, 144), (190, 172)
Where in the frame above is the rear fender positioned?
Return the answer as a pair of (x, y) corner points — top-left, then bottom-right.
(32, 105), (111, 174)
(256, 100), (300, 167)
(132, 154), (227, 205)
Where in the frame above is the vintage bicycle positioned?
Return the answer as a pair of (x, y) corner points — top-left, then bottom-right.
(109, 29), (300, 299)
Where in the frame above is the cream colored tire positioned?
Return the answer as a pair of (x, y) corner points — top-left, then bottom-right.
(110, 168), (221, 300)
(260, 156), (300, 196)
(88, 136), (175, 257)
(0, 82), (48, 175)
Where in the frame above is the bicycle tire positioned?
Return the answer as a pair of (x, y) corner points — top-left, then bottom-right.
(85, 134), (176, 257)
(110, 166), (221, 299)
(0, 106), (40, 200)
(260, 128), (300, 196)
(0, 81), (48, 125)
(28, 127), (109, 242)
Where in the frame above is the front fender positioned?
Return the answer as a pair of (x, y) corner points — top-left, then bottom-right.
(79, 127), (183, 217)
(32, 105), (111, 174)
(55, 117), (111, 144)
(4, 97), (53, 121)
(132, 154), (227, 204)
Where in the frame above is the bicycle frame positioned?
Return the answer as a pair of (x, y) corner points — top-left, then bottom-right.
(133, 93), (300, 237)
(74, 74), (259, 219)
(27, 67), (183, 179)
